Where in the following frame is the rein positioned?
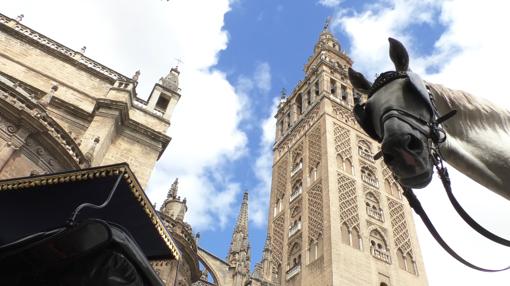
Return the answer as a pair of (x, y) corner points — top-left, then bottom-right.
(366, 71), (510, 272)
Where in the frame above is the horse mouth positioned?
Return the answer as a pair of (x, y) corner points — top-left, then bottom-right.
(397, 169), (433, 189)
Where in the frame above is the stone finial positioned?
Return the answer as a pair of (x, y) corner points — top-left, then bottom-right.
(80, 46), (87, 53)
(84, 136), (100, 163)
(39, 83), (58, 108)
(16, 14), (24, 22)
(323, 16), (332, 31)
(132, 70), (140, 82)
(160, 67), (180, 91)
(280, 88), (287, 99)
(167, 178), (179, 199)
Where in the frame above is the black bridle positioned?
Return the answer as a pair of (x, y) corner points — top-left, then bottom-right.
(354, 71), (510, 272)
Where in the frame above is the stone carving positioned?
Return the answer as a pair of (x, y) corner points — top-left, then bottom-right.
(272, 214), (285, 266)
(338, 173), (359, 230)
(388, 198), (413, 255)
(275, 156), (288, 199)
(332, 104), (356, 126)
(333, 123), (351, 160)
(308, 182), (323, 241)
(308, 124), (321, 168)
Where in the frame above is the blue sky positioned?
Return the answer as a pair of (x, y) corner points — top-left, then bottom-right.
(3, 0), (510, 285)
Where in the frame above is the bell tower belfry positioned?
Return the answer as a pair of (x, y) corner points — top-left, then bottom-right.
(265, 23), (429, 286)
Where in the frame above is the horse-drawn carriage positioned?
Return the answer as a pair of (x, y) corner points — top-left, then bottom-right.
(0, 163), (179, 285)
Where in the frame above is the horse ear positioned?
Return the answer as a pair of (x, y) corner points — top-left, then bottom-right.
(348, 68), (372, 93)
(388, 37), (409, 71)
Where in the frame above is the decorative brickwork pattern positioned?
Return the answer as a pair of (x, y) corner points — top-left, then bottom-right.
(276, 106), (320, 157)
(337, 173), (359, 229)
(308, 124), (322, 168)
(388, 198), (412, 255)
(332, 104), (356, 126)
(275, 156), (288, 199)
(333, 123), (351, 160)
(308, 182), (324, 241)
(272, 214), (285, 266)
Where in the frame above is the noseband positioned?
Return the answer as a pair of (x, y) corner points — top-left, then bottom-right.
(353, 71), (510, 272)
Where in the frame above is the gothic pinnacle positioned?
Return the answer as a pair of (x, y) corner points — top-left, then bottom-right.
(167, 178), (178, 199)
(234, 192), (249, 234)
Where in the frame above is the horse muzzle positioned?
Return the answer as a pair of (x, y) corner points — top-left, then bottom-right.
(381, 133), (434, 189)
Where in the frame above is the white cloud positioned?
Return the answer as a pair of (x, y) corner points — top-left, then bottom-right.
(334, 1), (510, 284)
(250, 99), (278, 226)
(254, 62), (272, 94)
(318, 0), (342, 8)
(1, 0), (249, 231)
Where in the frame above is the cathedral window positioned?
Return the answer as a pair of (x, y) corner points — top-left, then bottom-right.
(286, 112), (291, 128)
(369, 229), (391, 264)
(307, 90), (311, 106)
(314, 80), (320, 96)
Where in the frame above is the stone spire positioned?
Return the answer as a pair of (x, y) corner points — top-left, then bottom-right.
(233, 192), (249, 236)
(227, 192), (251, 286)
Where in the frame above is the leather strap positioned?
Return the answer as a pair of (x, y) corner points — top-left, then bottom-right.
(436, 165), (510, 247)
(401, 185), (510, 272)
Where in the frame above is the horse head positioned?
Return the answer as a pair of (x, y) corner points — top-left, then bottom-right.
(349, 38), (437, 189)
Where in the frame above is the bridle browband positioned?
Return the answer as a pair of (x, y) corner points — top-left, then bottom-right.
(354, 70), (510, 272)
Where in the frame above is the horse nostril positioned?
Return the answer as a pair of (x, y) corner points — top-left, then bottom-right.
(407, 135), (423, 153)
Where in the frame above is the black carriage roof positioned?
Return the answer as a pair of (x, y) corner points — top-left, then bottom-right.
(0, 163), (180, 261)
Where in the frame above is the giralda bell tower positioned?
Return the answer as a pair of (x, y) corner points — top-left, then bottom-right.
(265, 23), (429, 286)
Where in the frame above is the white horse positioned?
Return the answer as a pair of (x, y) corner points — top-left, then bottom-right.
(348, 38), (510, 200)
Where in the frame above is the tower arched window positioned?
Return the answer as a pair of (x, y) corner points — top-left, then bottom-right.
(361, 166), (379, 188)
(358, 140), (373, 161)
(290, 181), (303, 202)
(351, 227), (362, 250)
(296, 93), (303, 115)
(330, 78), (337, 98)
(369, 229), (391, 263)
(365, 192), (384, 222)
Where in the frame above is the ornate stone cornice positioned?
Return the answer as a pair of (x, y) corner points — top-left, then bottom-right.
(0, 13), (131, 83)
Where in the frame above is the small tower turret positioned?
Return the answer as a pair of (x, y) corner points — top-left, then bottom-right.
(160, 178), (187, 221)
(147, 66), (181, 120)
